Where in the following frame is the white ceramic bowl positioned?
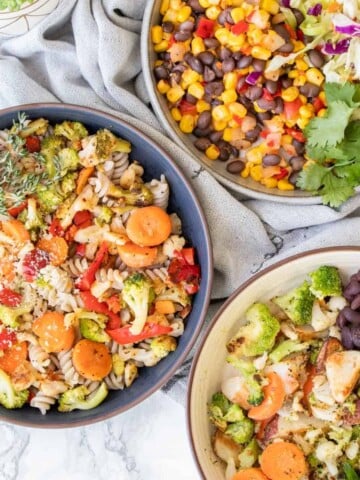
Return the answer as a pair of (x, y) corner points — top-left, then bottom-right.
(187, 246), (360, 479)
(0, 0), (58, 36)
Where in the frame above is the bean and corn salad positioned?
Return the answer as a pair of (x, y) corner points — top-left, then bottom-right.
(151, 0), (330, 192)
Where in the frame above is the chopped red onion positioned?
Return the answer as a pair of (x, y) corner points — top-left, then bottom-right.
(321, 38), (351, 54)
(245, 71), (262, 85)
(307, 3), (322, 16)
(333, 13), (360, 37)
(281, 0), (290, 7)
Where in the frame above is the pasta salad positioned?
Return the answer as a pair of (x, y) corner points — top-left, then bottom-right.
(209, 265), (360, 480)
(0, 113), (200, 414)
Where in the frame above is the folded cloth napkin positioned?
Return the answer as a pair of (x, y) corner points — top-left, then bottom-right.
(2, 0), (360, 404)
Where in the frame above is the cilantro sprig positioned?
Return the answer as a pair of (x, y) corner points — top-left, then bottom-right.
(297, 82), (360, 208)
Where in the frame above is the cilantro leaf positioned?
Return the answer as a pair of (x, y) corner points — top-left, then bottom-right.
(296, 163), (329, 191)
(324, 82), (360, 108)
(304, 101), (354, 148)
(321, 173), (356, 208)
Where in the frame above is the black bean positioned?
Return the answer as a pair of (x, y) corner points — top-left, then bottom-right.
(292, 139), (305, 155)
(280, 76), (293, 89)
(252, 59), (266, 72)
(276, 42), (294, 53)
(237, 55), (253, 69)
(300, 82), (320, 98)
(185, 92), (197, 104)
(236, 76), (246, 91)
(154, 65), (169, 81)
(265, 80), (278, 95)
(232, 51), (242, 61)
(212, 61), (224, 78)
(217, 9), (229, 26)
(263, 154), (281, 166)
(308, 49), (325, 68)
(218, 146), (231, 161)
(197, 111), (211, 130)
(162, 21), (174, 33)
(197, 51), (215, 66)
(245, 85), (263, 101)
(245, 126), (261, 142)
(180, 20), (195, 32)
(273, 23), (291, 41)
(194, 137), (211, 151)
(288, 171), (300, 185)
(226, 161), (245, 174)
(209, 131), (223, 143)
(172, 63), (186, 73)
(203, 66), (216, 82)
(219, 47), (232, 60)
(343, 280), (360, 300)
(204, 38), (220, 49)
(342, 306), (360, 326)
(205, 81), (224, 97)
(292, 8), (305, 25)
(239, 96), (252, 109)
(336, 310), (347, 328)
(351, 293), (360, 311)
(211, 99), (223, 107)
(231, 146), (239, 157)
(289, 156), (305, 172)
(256, 97), (276, 111)
(174, 31), (192, 41)
(159, 52), (171, 61)
(341, 326), (354, 350)
(184, 54), (204, 74)
(351, 326), (360, 348)
(273, 97), (284, 114)
(171, 71), (182, 84)
(188, 0), (205, 12)
(225, 9), (234, 24)
(193, 126), (213, 138)
(222, 57), (236, 73)
(256, 112), (272, 123)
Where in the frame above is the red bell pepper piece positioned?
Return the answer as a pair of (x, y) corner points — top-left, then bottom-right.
(106, 323), (173, 345)
(195, 17), (215, 38)
(79, 291), (122, 330)
(76, 242), (108, 291)
(168, 258), (200, 284)
(178, 247), (196, 265)
(231, 20), (249, 35)
(0, 288), (22, 307)
(274, 167), (289, 180)
(285, 127), (305, 143)
(49, 218), (64, 237)
(25, 136), (41, 153)
(179, 100), (198, 116)
(0, 328), (17, 350)
(75, 243), (86, 257)
(262, 89), (274, 101)
(313, 96), (325, 113)
(22, 248), (50, 282)
(73, 210), (93, 227)
(283, 98), (303, 121)
(7, 201), (28, 218)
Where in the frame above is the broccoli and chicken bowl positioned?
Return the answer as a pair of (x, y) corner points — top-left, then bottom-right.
(188, 248), (360, 480)
(0, 104), (212, 427)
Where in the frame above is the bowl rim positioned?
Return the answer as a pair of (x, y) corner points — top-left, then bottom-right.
(0, 102), (214, 428)
(186, 245), (360, 479)
(140, 0), (327, 206)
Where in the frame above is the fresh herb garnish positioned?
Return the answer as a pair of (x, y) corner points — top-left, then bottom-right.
(297, 82), (360, 208)
(343, 462), (360, 480)
(0, 0), (34, 12)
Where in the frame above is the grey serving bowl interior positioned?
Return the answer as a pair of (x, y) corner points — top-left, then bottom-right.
(141, 0), (323, 205)
(0, 103), (213, 428)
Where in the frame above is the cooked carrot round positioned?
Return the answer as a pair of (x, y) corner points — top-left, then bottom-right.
(32, 311), (75, 353)
(0, 341), (28, 375)
(117, 242), (157, 268)
(72, 339), (112, 381)
(248, 372), (285, 421)
(2, 219), (30, 243)
(37, 236), (69, 266)
(125, 206), (172, 247)
(260, 441), (308, 480)
(232, 468), (269, 480)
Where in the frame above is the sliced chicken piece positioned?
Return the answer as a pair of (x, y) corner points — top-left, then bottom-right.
(212, 429), (242, 468)
(325, 350), (360, 403)
(266, 352), (308, 395)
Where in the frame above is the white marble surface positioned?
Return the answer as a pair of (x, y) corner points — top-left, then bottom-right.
(0, 390), (200, 480)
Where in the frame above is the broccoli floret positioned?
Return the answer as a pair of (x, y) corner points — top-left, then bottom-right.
(36, 185), (64, 213)
(0, 369), (29, 409)
(225, 417), (254, 445)
(112, 354), (125, 376)
(79, 314), (110, 343)
(58, 382), (108, 412)
(224, 404), (245, 423)
(273, 281), (315, 326)
(156, 286), (190, 307)
(60, 172), (77, 196)
(227, 303), (280, 357)
(238, 438), (260, 469)
(57, 148), (79, 177)
(54, 121), (88, 147)
(17, 118), (49, 138)
(106, 183), (154, 207)
(227, 356), (264, 406)
(0, 304), (31, 328)
(150, 335), (177, 359)
(17, 198), (45, 239)
(78, 129), (131, 167)
(209, 392), (232, 431)
(40, 135), (66, 178)
(94, 206), (113, 226)
(122, 273), (155, 335)
(309, 265), (342, 299)
(269, 339), (309, 363)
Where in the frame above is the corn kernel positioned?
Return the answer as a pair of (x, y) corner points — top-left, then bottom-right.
(151, 26), (163, 44)
(199, 0), (210, 6)
(246, 146), (264, 164)
(295, 58), (308, 71)
(299, 104), (314, 119)
(213, 119), (228, 131)
(247, 27), (264, 46)
(170, 0), (182, 8)
(261, 177), (278, 188)
(181, 69), (200, 89)
(188, 82), (205, 100)
(157, 79), (170, 95)
(281, 86), (299, 102)
(191, 37), (205, 55)
(293, 40), (305, 52)
(223, 72), (238, 90)
(250, 165), (263, 182)
(241, 163), (250, 178)
(296, 117), (310, 129)
(277, 179), (294, 191)
(166, 85), (185, 103)
(208, 0), (221, 4)
(205, 144), (220, 160)
(281, 134), (293, 145)
(221, 89), (238, 104)
(231, 7), (245, 22)
(196, 100), (211, 113)
(206, 5), (221, 19)
(160, 0), (170, 15)
(288, 70), (299, 79)
(177, 5), (191, 22)
(171, 107), (182, 122)
(298, 94), (307, 104)
(253, 101), (266, 113)
(179, 114), (196, 133)
(154, 40), (169, 52)
(306, 67), (324, 86)
(261, 0), (279, 14)
(319, 91), (326, 104)
(154, 60), (163, 67)
(163, 9), (178, 22)
(317, 108), (327, 117)
(251, 45), (271, 60)
(222, 128), (233, 142)
(227, 33), (245, 50)
(293, 75), (306, 87)
(228, 102), (247, 118)
(212, 104), (231, 122)
(215, 27), (230, 44)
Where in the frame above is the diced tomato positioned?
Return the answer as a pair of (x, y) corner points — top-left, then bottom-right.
(296, 28), (304, 42)
(274, 167), (289, 180)
(185, 282), (199, 294)
(80, 291), (122, 330)
(313, 96), (325, 113)
(25, 136), (41, 153)
(260, 130), (270, 139)
(168, 34), (176, 48)
(0, 288), (22, 307)
(284, 98), (303, 121)
(179, 100), (197, 116)
(231, 20), (249, 35)
(22, 248), (50, 282)
(49, 218), (64, 237)
(195, 17), (215, 38)
(106, 323), (172, 345)
(73, 210), (93, 227)
(0, 328), (17, 350)
(76, 242), (108, 291)
(7, 201), (27, 218)
(168, 258), (200, 284)
(262, 89), (274, 101)
(265, 132), (282, 150)
(233, 115), (243, 126)
(285, 127), (305, 143)
(284, 23), (297, 39)
(178, 247), (196, 265)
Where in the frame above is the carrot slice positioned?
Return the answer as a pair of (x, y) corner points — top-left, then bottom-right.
(248, 372), (285, 421)
(2, 219), (30, 243)
(117, 242), (157, 268)
(37, 236), (69, 266)
(0, 261), (15, 282)
(155, 300), (176, 314)
(125, 206), (172, 247)
(232, 468), (269, 480)
(260, 442), (308, 480)
(32, 311), (75, 353)
(72, 339), (112, 381)
(0, 341), (28, 374)
(76, 166), (95, 194)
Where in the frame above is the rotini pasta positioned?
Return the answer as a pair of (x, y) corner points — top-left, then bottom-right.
(0, 114), (200, 413)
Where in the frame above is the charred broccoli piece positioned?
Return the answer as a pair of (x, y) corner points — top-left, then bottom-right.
(227, 356), (264, 406)
(36, 185), (64, 213)
(78, 129), (131, 167)
(60, 172), (77, 196)
(17, 198), (45, 239)
(79, 312), (110, 343)
(106, 183), (153, 207)
(0, 304), (31, 328)
(94, 206), (113, 226)
(40, 135), (66, 178)
(227, 303), (280, 357)
(156, 286), (190, 308)
(58, 382), (108, 412)
(54, 121), (88, 147)
(273, 281), (315, 326)
(0, 370), (29, 409)
(17, 118), (49, 138)
(209, 392), (246, 431)
(150, 335), (177, 359)
(269, 339), (309, 363)
(238, 438), (260, 469)
(122, 273), (155, 335)
(309, 265), (342, 299)
(225, 417), (254, 445)
(57, 148), (79, 176)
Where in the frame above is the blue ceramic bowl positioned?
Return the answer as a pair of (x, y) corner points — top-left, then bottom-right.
(0, 103), (213, 428)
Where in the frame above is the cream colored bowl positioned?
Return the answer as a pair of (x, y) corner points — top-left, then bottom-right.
(187, 247), (360, 479)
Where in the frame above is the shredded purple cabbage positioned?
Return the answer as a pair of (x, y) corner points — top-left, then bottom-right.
(245, 71), (262, 86)
(333, 14), (360, 37)
(307, 3), (322, 16)
(281, 0), (290, 7)
(322, 38), (351, 55)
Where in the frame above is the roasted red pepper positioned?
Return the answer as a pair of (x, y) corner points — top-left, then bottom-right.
(73, 210), (93, 227)
(25, 136), (41, 153)
(49, 218), (64, 237)
(285, 127), (305, 143)
(0, 328), (17, 350)
(274, 167), (289, 181)
(195, 17), (215, 38)
(7, 201), (28, 218)
(76, 242), (108, 291)
(231, 20), (249, 35)
(106, 323), (173, 345)
(168, 248), (200, 294)
(80, 291), (122, 330)
(0, 288), (22, 307)
(175, 247), (196, 265)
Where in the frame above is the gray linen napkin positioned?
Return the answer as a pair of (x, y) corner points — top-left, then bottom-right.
(1, 0), (360, 404)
